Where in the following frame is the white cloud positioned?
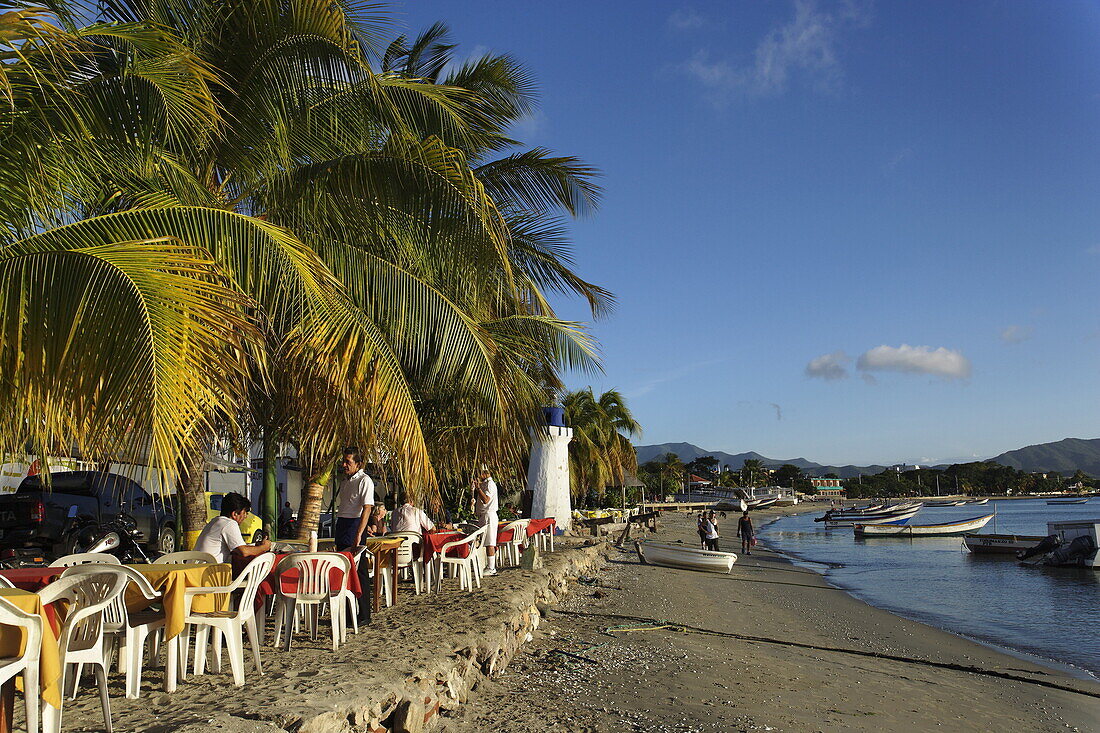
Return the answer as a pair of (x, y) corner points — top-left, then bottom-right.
(1000, 325), (1033, 344)
(681, 0), (871, 101)
(856, 344), (971, 380)
(668, 8), (705, 30)
(805, 350), (850, 380)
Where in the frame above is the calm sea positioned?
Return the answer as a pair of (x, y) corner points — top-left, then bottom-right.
(759, 498), (1100, 678)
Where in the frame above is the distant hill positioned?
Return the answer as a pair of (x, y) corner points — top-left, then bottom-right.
(633, 442), (888, 479)
(635, 437), (1100, 479)
(990, 437), (1100, 476)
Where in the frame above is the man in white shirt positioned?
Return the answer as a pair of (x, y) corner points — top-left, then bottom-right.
(334, 448), (375, 551)
(389, 492), (435, 535)
(194, 493), (271, 564)
(473, 467), (500, 575)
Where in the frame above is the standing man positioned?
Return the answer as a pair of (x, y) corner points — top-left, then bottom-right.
(473, 466), (499, 575)
(737, 510), (754, 555)
(335, 448), (374, 550)
(335, 447), (374, 624)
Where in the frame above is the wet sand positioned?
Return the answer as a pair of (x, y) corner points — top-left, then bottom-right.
(440, 511), (1100, 732)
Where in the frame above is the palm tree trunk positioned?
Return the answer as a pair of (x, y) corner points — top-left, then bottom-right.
(296, 459), (334, 541)
(176, 441), (207, 550)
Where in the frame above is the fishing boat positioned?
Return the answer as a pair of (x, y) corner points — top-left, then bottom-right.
(635, 541), (737, 573)
(1046, 498), (1088, 505)
(966, 498), (989, 505)
(962, 533), (1044, 554)
(823, 505), (922, 528)
(816, 502), (923, 525)
(746, 497), (778, 510)
(854, 513), (994, 537)
(925, 500), (966, 507)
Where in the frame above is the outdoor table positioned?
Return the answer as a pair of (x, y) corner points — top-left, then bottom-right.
(0, 588), (63, 733)
(360, 537), (403, 610)
(423, 531), (466, 562)
(526, 517), (556, 537)
(0, 567), (63, 593)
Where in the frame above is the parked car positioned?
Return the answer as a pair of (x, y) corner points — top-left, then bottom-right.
(205, 491), (262, 542)
(0, 471), (176, 561)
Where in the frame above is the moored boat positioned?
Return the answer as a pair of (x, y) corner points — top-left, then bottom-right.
(925, 500), (966, 507)
(962, 533), (1044, 554)
(854, 513), (994, 537)
(966, 498), (989, 505)
(824, 505), (922, 528)
(1046, 498), (1088, 505)
(816, 502), (923, 525)
(635, 541), (737, 573)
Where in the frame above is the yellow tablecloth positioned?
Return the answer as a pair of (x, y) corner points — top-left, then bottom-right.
(126, 563), (232, 639)
(0, 588), (62, 709)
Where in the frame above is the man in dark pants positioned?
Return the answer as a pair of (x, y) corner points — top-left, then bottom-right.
(334, 447), (374, 624)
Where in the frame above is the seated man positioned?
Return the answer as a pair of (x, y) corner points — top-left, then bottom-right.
(194, 492), (271, 564)
(388, 492), (435, 535)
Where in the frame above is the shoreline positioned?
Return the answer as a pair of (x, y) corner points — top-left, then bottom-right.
(443, 511), (1100, 732)
(757, 505), (1100, 683)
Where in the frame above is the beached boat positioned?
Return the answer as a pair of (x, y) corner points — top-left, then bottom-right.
(746, 497), (778, 510)
(635, 541), (737, 573)
(1046, 498), (1088, 505)
(854, 513), (994, 537)
(962, 533), (1044, 554)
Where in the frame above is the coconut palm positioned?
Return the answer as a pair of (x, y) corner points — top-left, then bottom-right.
(0, 3), (610, 540)
(562, 388), (641, 500)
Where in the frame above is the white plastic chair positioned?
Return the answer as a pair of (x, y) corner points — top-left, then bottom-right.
(271, 553), (344, 652)
(158, 551), (217, 565)
(38, 571), (130, 733)
(184, 552), (273, 686)
(60, 565), (164, 699)
(49, 553), (121, 568)
(498, 519), (530, 567)
(0, 596), (42, 733)
(0, 576), (15, 589)
(536, 521), (556, 552)
(385, 532), (424, 594)
(438, 527), (486, 592)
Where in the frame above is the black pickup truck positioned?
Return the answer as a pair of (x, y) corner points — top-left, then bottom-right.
(0, 470), (176, 560)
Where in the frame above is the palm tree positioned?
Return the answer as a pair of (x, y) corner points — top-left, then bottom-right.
(741, 459), (766, 488)
(0, 4), (610, 542)
(562, 389), (641, 501)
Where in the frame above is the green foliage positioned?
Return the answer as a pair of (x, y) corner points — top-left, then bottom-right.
(840, 462), (1075, 498)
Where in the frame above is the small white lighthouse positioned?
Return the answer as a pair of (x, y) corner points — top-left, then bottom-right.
(528, 408), (573, 532)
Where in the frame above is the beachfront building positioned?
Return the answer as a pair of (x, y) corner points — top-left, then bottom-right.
(811, 477), (845, 498)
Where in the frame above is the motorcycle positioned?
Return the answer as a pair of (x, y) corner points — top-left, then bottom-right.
(73, 511), (158, 564)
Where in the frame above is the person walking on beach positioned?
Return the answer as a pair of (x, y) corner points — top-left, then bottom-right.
(703, 513), (720, 551)
(737, 511), (754, 555)
(696, 511), (708, 549)
(473, 466), (500, 575)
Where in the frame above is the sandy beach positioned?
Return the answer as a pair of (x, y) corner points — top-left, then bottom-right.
(439, 510), (1100, 732)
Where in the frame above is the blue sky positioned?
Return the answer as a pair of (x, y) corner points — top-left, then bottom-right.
(395, 1), (1100, 466)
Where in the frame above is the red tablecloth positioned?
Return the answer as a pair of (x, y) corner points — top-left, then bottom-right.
(496, 526), (515, 544)
(0, 567), (63, 592)
(256, 551), (361, 607)
(527, 518), (556, 537)
(424, 531), (468, 560)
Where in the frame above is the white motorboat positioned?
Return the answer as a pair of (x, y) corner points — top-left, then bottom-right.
(1017, 520), (1100, 569)
(635, 541), (737, 573)
(855, 513), (994, 537)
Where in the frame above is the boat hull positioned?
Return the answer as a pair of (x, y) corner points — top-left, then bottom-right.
(855, 513), (994, 537)
(636, 541), (737, 573)
(962, 533), (1044, 554)
(1047, 499), (1088, 505)
(823, 506), (922, 528)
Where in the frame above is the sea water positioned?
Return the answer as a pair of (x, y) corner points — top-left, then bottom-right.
(759, 498), (1100, 678)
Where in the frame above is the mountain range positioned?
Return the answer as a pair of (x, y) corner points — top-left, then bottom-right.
(634, 437), (1100, 479)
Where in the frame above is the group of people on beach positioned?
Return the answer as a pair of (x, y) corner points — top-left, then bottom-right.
(696, 509), (755, 555)
(194, 446), (503, 626)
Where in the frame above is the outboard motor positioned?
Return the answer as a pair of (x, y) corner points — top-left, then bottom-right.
(1046, 534), (1097, 568)
(1017, 534), (1061, 561)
